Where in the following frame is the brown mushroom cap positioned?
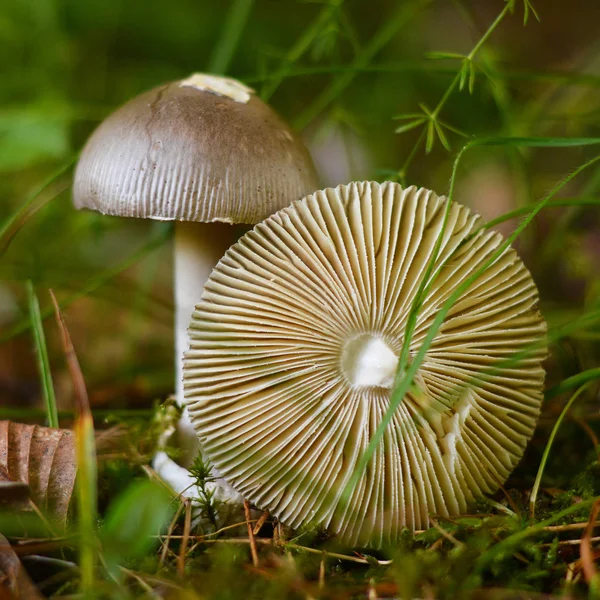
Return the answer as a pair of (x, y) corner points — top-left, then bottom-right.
(184, 181), (547, 548)
(73, 74), (318, 223)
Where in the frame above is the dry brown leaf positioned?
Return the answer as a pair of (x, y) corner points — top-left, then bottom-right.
(0, 421), (76, 525)
(0, 534), (44, 599)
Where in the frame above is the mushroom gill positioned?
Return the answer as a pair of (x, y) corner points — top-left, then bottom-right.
(184, 181), (547, 548)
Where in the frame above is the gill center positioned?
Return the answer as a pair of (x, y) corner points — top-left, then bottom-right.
(341, 333), (398, 389)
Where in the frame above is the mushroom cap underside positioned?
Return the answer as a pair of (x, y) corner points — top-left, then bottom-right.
(184, 181), (547, 548)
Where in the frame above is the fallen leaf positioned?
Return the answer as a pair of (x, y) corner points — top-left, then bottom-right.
(0, 479), (29, 511)
(0, 421), (76, 525)
(0, 533), (44, 599)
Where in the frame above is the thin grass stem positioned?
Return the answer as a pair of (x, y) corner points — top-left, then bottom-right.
(340, 140), (600, 509)
(474, 498), (598, 574)
(26, 281), (58, 428)
(244, 63), (600, 88)
(398, 1), (518, 178)
(483, 198), (600, 229)
(529, 383), (593, 519)
(466, 2), (512, 60)
(546, 368), (600, 401)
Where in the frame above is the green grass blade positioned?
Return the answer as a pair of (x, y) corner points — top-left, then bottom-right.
(26, 281), (58, 428)
(540, 164), (600, 266)
(546, 368), (600, 401)
(404, 138), (600, 376)
(243, 63), (600, 90)
(529, 383), (592, 518)
(395, 118), (426, 134)
(474, 498), (597, 575)
(483, 197), (600, 230)
(425, 119), (435, 153)
(339, 140), (600, 508)
(208, 0), (255, 75)
(474, 135), (600, 147)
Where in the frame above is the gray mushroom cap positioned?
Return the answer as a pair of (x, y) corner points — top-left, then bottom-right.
(73, 74), (318, 223)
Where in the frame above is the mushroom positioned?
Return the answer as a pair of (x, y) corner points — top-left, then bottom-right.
(184, 181), (547, 548)
(73, 73), (319, 504)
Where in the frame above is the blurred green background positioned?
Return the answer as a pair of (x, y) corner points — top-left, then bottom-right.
(1, 0), (599, 419)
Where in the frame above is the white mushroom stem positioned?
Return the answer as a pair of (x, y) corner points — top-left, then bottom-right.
(152, 221), (243, 508)
(174, 220), (240, 412)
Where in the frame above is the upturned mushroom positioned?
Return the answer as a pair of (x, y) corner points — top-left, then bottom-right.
(73, 73), (318, 502)
(184, 181), (547, 548)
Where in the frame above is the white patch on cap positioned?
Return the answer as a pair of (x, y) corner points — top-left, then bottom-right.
(180, 73), (254, 104)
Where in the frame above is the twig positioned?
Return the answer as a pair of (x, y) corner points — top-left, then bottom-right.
(156, 518), (262, 542)
(210, 518), (259, 538)
(50, 290), (89, 410)
(13, 537), (75, 556)
(429, 538), (444, 552)
(545, 521), (600, 532)
(581, 498), (600, 585)
(171, 536), (392, 566)
(245, 499), (259, 568)
(141, 464), (181, 499)
(474, 499), (598, 575)
(541, 536), (600, 547)
(159, 501), (185, 570)
(27, 498), (59, 538)
(492, 476), (521, 516)
(177, 499), (192, 577)
(127, 573), (186, 592)
(253, 510), (270, 536)
(428, 517), (465, 549)
(120, 567), (159, 597)
(50, 290), (97, 595)
(284, 542), (392, 566)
